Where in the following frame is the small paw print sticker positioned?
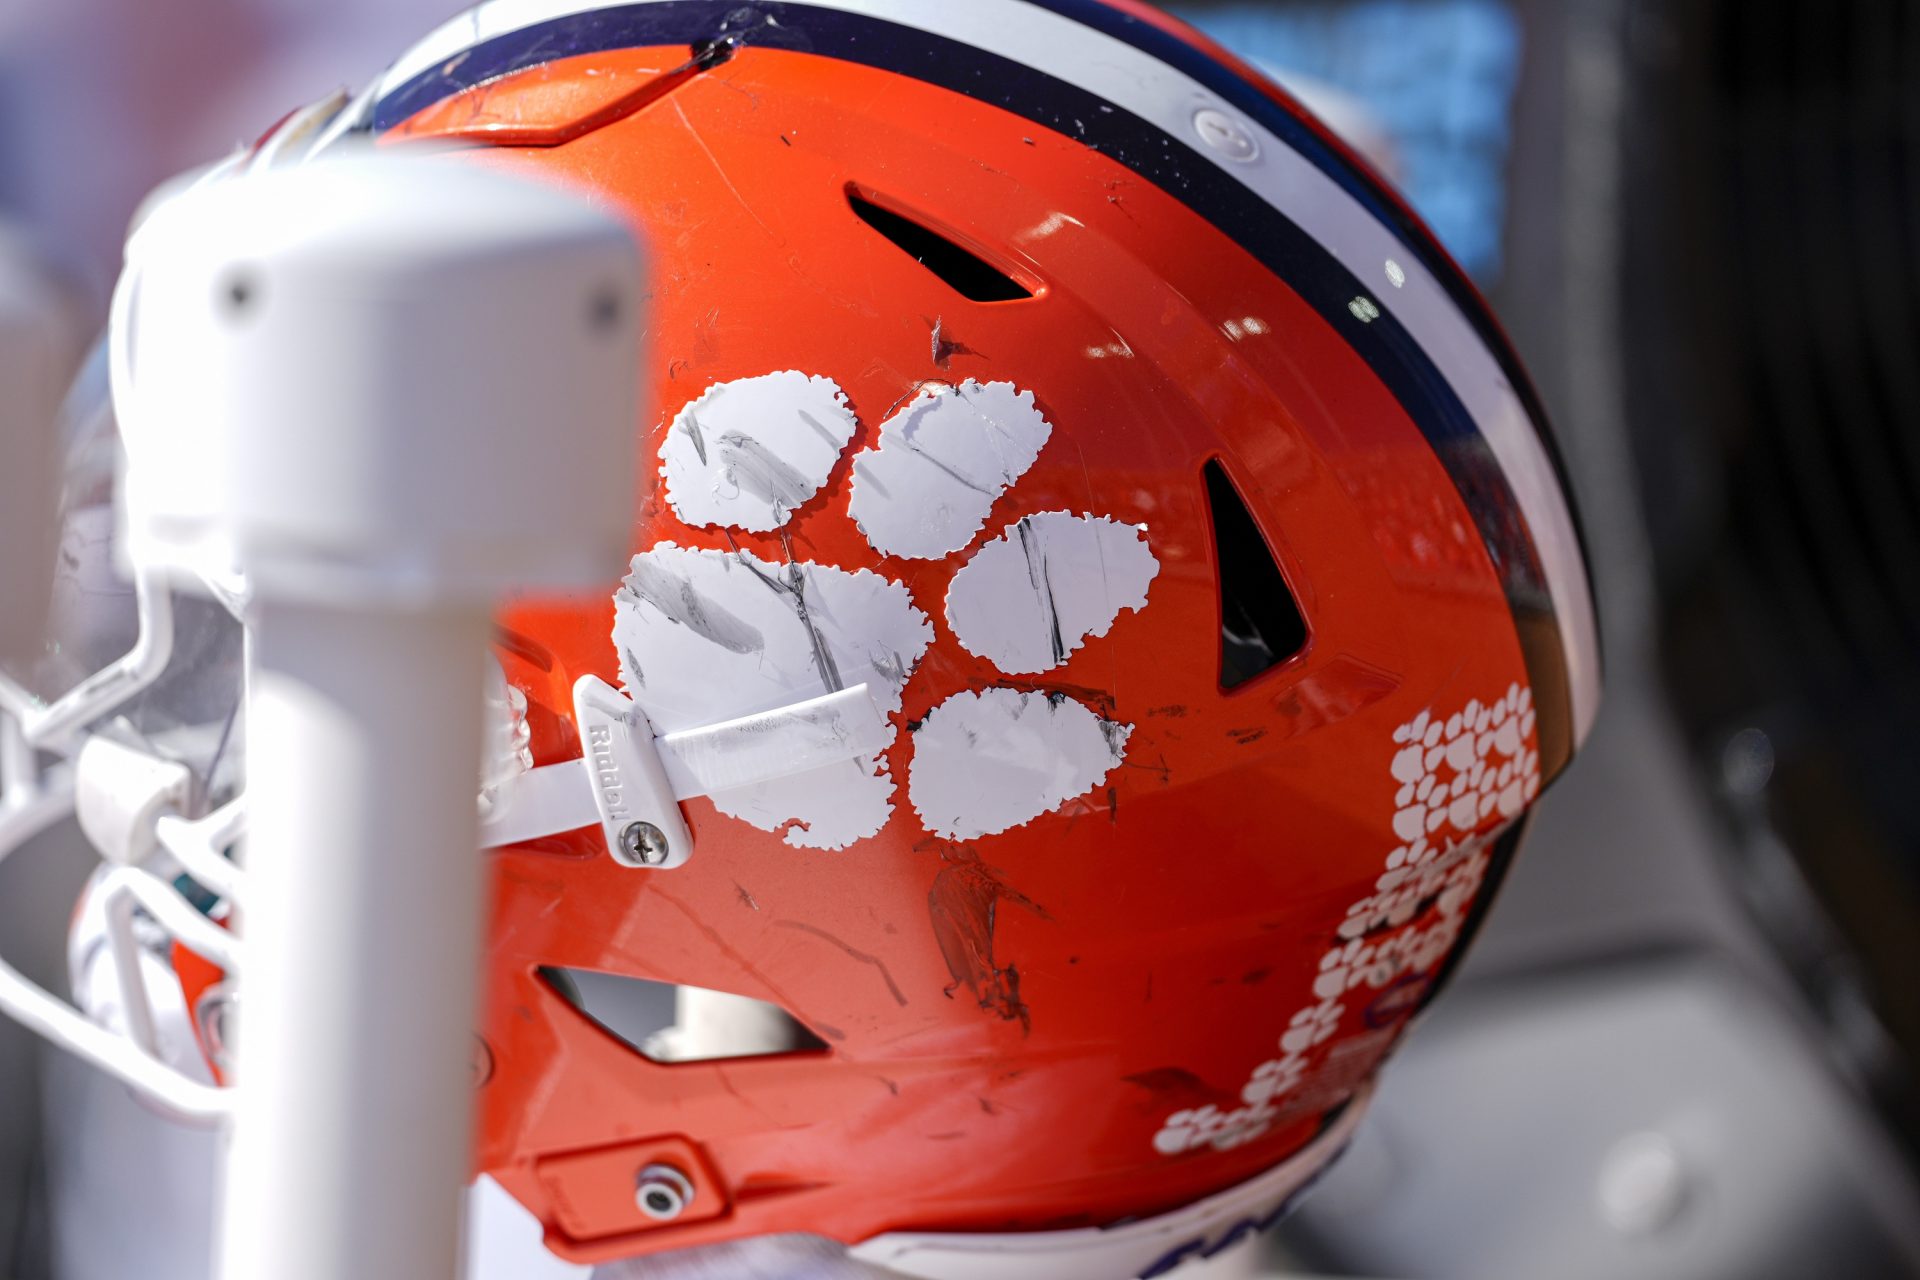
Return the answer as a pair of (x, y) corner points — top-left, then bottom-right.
(1153, 1105), (1225, 1155)
(1152, 1099), (1278, 1155)
(1390, 686), (1539, 838)
(1314, 939), (1375, 999)
(1240, 1056), (1306, 1106)
(1152, 685), (1541, 1159)
(1280, 998), (1345, 1055)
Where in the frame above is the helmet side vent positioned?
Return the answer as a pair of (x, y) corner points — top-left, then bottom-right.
(1205, 458), (1307, 689)
(847, 190), (1034, 303)
(539, 966), (830, 1063)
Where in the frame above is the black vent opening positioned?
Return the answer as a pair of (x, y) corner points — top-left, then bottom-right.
(1205, 459), (1308, 688)
(539, 966), (830, 1063)
(849, 193), (1032, 302)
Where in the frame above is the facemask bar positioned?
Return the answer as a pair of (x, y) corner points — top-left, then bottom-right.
(0, 236), (240, 1116)
(0, 567), (175, 753)
(0, 699), (232, 1121)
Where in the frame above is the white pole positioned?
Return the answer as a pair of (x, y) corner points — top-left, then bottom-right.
(231, 602), (489, 1278)
(114, 147), (642, 1280)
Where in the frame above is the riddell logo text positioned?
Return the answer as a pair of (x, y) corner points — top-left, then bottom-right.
(587, 724), (628, 819)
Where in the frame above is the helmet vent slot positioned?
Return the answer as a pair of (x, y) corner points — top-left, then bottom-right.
(539, 966), (830, 1063)
(848, 191), (1034, 302)
(1205, 458), (1307, 688)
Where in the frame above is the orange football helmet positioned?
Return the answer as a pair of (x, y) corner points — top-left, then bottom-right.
(1, 1), (1598, 1275)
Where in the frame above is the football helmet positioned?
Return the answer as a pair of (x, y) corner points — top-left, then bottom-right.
(0, 1), (1599, 1275)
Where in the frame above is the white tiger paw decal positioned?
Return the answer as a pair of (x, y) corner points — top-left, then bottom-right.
(944, 513), (1156, 674)
(658, 371), (857, 532)
(909, 688), (1133, 840)
(847, 380), (1051, 560)
(615, 373), (1153, 848)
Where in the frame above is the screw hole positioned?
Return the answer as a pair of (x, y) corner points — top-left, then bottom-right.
(220, 269), (261, 319)
(588, 286), (623, 332)
(635, 1162), (695, 1221)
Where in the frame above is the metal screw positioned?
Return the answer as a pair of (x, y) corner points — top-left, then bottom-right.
(619, 820), (670, 867)
(635, 1163), (694, 1221)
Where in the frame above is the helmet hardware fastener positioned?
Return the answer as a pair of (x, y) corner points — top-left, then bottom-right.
(635, 1162), (695, 1221)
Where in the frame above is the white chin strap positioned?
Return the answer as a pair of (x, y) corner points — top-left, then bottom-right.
(850, 1090), (1369, 1280)
(477, 675), (889, 869)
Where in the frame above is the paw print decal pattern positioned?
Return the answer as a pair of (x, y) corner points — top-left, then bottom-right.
(1153, 684), (1540, 1157)
(909, 688), (1133, 840)
(658, 371), (858, 532)
(614, 543), (933, 849)
(616, 373), (1153, 848)
(847, 380), (1052, 560)
(945, 513), (1156, 675)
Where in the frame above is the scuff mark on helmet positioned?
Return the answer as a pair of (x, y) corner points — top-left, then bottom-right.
(773, 919), (908, 1007)
(926, 843), (1048, 1033)
(619, 557), (765, 655)
(659, 372), (856, 532)
(711, 431), (815, 525)
(1122, 1067), (1238, 1112)
(928, 316), (974, 368)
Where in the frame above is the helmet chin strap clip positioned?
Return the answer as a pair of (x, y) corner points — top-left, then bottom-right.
(478, 676), (889, 869)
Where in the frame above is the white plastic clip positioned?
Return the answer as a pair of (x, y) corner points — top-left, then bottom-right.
(574, 675), (688, 868)
(480, 677), (891, 869)
(74, 733), (193, 867)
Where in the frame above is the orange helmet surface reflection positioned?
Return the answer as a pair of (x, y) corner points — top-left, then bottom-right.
(330, 0), (1599, 1267)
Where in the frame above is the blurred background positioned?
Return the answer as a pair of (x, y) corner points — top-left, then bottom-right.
(1, 0), (1918, 1276)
